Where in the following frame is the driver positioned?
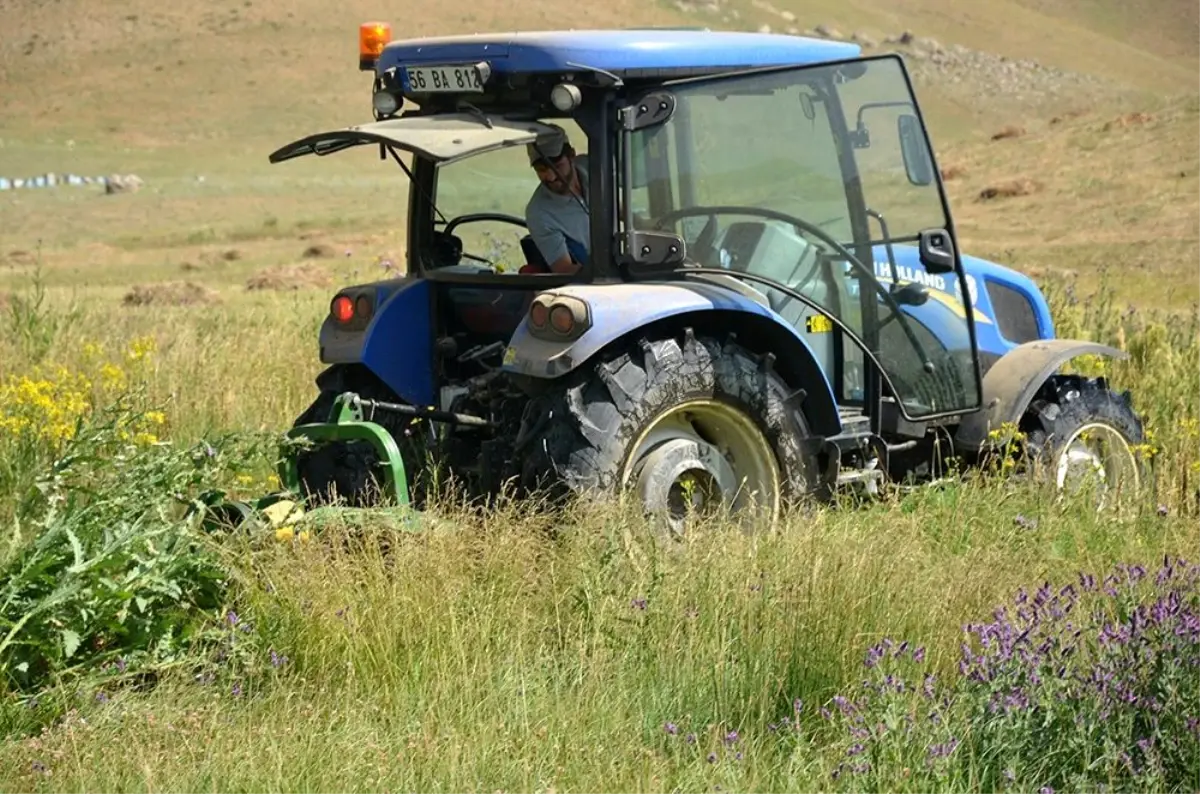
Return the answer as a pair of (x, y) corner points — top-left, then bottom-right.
(524, 124), (590, 275)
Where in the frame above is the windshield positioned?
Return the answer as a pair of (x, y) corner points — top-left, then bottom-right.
(624, 56), (981, 419)
(424, 118), (590, 276)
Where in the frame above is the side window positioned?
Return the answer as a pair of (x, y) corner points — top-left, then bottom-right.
(834, 66), (946, 241)
(627, 124), (678, 229)
(680, 83), (853, 244)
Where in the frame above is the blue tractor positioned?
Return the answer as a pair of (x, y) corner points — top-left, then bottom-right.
(264, 25), (1145, 527)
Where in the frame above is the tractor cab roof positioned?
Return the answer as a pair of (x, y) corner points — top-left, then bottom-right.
(375, 28), (861, 82)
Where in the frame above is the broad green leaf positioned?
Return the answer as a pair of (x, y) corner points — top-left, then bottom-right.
(61, 628), (81, 659)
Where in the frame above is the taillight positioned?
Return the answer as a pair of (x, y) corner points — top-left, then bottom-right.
(355, 295), (374, 320)
(549, 304), (575, 335)
(331, 295), (355, 323)
(527, 294), (591, 341)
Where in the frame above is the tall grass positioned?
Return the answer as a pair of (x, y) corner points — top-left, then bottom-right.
(0, 271), (1195, 792)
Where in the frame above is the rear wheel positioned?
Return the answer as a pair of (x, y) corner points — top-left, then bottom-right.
(1020, 374), (1145, 501)
(518, 329), (819, 533)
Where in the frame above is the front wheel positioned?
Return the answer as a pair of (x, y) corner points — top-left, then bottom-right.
(518, 329), (819, 533)
(1020, 374), (1146, 503)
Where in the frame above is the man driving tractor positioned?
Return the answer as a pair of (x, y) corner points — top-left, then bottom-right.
(524, 124), (589, 275)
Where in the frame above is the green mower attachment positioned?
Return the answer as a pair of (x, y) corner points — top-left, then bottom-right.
(195, 392), (414, 536)
(279, 391), (411, 507)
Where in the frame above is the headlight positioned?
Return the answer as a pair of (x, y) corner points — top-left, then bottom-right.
(372, 89), (400, 117)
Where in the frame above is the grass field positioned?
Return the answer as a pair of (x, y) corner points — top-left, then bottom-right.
(0, 0), (1197, 790)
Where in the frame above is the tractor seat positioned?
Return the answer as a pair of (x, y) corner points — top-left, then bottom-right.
(519, 235), (550, 274)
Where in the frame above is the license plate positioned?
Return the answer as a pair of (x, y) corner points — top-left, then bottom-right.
(402, 64), (484, 93)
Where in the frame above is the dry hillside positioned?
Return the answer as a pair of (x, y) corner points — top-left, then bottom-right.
(0, 0), (1195, 308)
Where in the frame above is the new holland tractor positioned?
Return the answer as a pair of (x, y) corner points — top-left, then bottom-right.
(245, 24), (1145, 530)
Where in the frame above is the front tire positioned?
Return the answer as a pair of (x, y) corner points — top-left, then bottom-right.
(518, 328), (819, 532)
(1020, 374), (1145, 501)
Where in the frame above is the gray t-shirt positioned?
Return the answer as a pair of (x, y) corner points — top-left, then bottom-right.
(524, 154), (590, 266)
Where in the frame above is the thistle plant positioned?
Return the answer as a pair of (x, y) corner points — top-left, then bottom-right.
(821, 556), (1199, 792)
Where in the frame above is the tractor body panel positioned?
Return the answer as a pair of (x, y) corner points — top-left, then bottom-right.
(319, 277), (436, 407)
(376, 29), (861, 80)
(868, 244), (1057, 370)
(501, 280), (844, 437)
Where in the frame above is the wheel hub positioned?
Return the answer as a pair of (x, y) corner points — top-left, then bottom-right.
(1054, 421), (1140, 500)
(621, 398), (782, 532)
(635, 437), (738, 522)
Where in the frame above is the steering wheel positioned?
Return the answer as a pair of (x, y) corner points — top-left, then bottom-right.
(442, 212), (529, 266)
(651, 204), (935, 373)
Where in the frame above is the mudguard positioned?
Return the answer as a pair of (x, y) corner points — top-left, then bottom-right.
(318, 278), (436, 407)
(952, 338), (1128, 453)
(500, 280), (843, 437)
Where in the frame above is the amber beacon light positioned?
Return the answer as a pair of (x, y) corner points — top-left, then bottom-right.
(359, 22), (392, 70)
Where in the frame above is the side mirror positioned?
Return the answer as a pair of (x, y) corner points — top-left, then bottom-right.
(892, 281), (930, 307)
(918, 228), (956, 274)
(897, 114), (935, 186)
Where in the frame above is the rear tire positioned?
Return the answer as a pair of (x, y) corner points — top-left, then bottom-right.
(518, 328), (819, 532)
(1020, 374), (1145, 500)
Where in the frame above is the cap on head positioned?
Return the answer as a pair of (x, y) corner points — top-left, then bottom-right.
(527, 124), (570, 165)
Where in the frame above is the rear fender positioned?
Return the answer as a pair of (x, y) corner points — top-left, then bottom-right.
(501, 281), (842, 437)
(318, 277), (435, 407)
(953, 338), (1128, 453)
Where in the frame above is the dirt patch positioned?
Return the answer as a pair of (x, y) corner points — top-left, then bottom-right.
(991, 125), (1026, 141)
(1049, 109), (1088, 125)
(977, 178), (1042, 201)
(301, 243), (336, 259)
(1103, 112), (1155, 131)
(940, 164), (968, 181)
(245, 263), (333, 292)
(122, 281), (221, 307)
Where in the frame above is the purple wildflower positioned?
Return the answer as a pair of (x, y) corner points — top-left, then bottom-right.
(630, 597), (647, 611)
(663, 722), (678, 735)
(724, 730), (739, 745)
(686, 733), (697, 745)
(707, 752), (717, 764)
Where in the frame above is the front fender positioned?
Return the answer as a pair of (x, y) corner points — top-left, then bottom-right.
(501, 280), (842, 437)
(953, 338), (1128, 453)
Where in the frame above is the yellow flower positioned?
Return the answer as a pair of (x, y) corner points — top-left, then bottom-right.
(100, 363), (126, 392)
(132, 432), (158, 446)
(144, 411), (167, 426)
(126, 335), (157, 363)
